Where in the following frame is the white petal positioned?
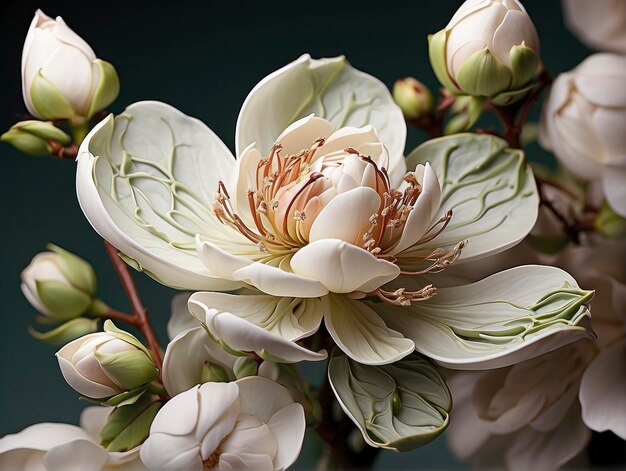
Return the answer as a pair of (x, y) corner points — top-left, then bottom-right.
(291, 239), (400, 293)
(196, 382), (241, 459)
(149, 385), (201, 436)
(79, 406), (111, 441)
(325, 294), (415, 365)
(563, 0), (626, 54)
(603, 158), (626, 218)
(76, 102), (242, 291)
(166, 292), (197, 340)
(309, 187), (381, 245)
(162, 326), (237, 396)
(574, 53), (626, 107)
(218, 415), (277, 464)
(389, 163), (441, 255)
(188, 304), (326, 363)
(0, 423), (92, 454)
(219, 452), (273, 471)
(139, 433), (201, 470)
(42, 439), (107, 471)
(273, 115), (334, 157)
(378, 265), (594, 369)
(196, 238), (328, 298)
(187, 291), (324, 341)
(266, 403), (306, 470)
(579, 339), (626, 439)
(236, 376), (297, 423)
(235, 54), (407, 187)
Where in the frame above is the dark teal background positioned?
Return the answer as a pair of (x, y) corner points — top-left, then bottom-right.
(0, 0), (593, 468)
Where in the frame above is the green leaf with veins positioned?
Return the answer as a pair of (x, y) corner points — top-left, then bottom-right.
(328, 349), (451, 451)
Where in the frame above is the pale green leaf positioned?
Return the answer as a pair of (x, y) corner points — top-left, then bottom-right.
(402, 133), (538, 265)
(328, 349), (451, 451)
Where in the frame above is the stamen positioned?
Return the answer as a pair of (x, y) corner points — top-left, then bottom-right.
(374, 284), (438, 305)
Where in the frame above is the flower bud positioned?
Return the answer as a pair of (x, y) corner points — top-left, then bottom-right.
(21, 244), (97, 321)
(233, 356), (259, 379)
(429, 0), (540, 104)
(392, 77), (434, 120)
(56, 320), (158, 399)
(22, 9), (120, 121)
(1, 120), (71, 156)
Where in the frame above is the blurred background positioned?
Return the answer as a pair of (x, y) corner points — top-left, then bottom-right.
(0, 0), (598, 468)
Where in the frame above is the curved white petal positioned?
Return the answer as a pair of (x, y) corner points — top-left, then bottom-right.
(162, 326), (237, 396)
(166, 292), (197, 340)
(309, 187), (381, 245)
(273, 115), (334, 157)
(579, 339), (626, 439)
(189, 298), (327, 363)
(377, 265), (594, 370)
(291, 239), (400, 293)
(235, 54), (407, 187)
(188, 291), (324, 341)
(76, 101), (242, 291)
(325, 294), (415, 365)
(266, 403), (306, 470)
(602, 158), (626, 218)
(236, 376), (297, 423)
(42, 439), (108, 471)
(389, 163), (442, 255)
(196, 238), (328, 298)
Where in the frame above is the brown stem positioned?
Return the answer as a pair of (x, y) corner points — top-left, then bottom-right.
(48, 141), (78, 160)
(492, 105), (521, 148)
(103, 240), (163, 372)
(101, 308), (137, 325)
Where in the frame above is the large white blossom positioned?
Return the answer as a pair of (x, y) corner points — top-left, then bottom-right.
(562, 0), (626, 54)
(0, 406), (145, 470)
(140, 378), (305, 470)
(539, 53), (626, 217)
(76, 54), (592, 367)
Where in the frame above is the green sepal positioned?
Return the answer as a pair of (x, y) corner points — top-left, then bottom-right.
(328, 349), (451, 452)
(258, 348), (290, 363)
(233, 356), (259, 379)
(28, 318), (99, 346)
(446, 96), (484, 133)
(428, 29), (460, 93)
(444, 113), (469, 135)
(200, 361), (230, 383)
(103, 320), (152, 358)
(100, 395), (161, 452)
(595, 202), (626, 239)
(47, 244), (97, 296)
(491, 81), (538, 106)
(528, 234), (569, 255)
(36, 279), (91, 320)
(218, 339), (251, 357)
(509, 43), (540, 90)
(99, 385), (148, 407)
(521, 122), (539, 147)
(0, 128), (51, 156)
(455, 48), (512, 98)
(29, 70), (75, 120)
(95, 349), (158, 391)
(13, 120), (72, 145)
(87, 60), (120, 119)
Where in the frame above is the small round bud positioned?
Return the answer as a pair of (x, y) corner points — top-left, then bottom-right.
(392, 78), (434, 120)
(21, 244), (98, 321)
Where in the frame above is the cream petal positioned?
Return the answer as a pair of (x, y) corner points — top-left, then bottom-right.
(162, 326), (237, 396)
(266, 403), (306, 470)
(309, 186), (381, 245)
(273, 115), (334, 157)
(76, 102), (242, 291)
(188, 306), (326, 363)
(139, 433), (201, 470)
(187, 291), (324, 342)
(196, 383), (241, 459)
(166, 292), (197, 340)
(325, 294), (415, 365)
(218, 415), (277, 465)
(235, 54), (406, 187)
(42, 439), (108, 471)
(236, 376), (298, 423)
(219, 452), (274, 471)
(591, 108), (626, 158)
(79, 406), (111, 442)
(388, 163), (441, 256)
(563, 0), (626, 54)
(491, 9), (539, 68)
(149, 385), (202, 436)
(231, 143), (263, 228)
(56, 354), (118, 399)
(603, 158), (626, 218)
(579, 339), (626, 439)
(290, 239), (400, 294)
(0, 423), (93, 455)
(574, 54), (626, 107)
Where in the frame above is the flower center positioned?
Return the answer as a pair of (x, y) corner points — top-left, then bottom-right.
(203, 447), (221, 470)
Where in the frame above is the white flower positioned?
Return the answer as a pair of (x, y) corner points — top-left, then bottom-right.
(562, 0), (626, 54)
(429, 0), (540, 102)
(447, 339), (596, 471)
(56, 325), (157, 399)
(0, 406), (145, 470)
(22, 9), (119, 120)
(539, 53), (626, 217)
(21, 245), (97, 320)
(76, 55), (592, 368)
(140, 378), (305, 470)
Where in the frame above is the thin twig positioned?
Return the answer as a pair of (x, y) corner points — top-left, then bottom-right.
(103, 240), (163, 372)
(101, 308), (137, 325)
(48, 141), (78, 160)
